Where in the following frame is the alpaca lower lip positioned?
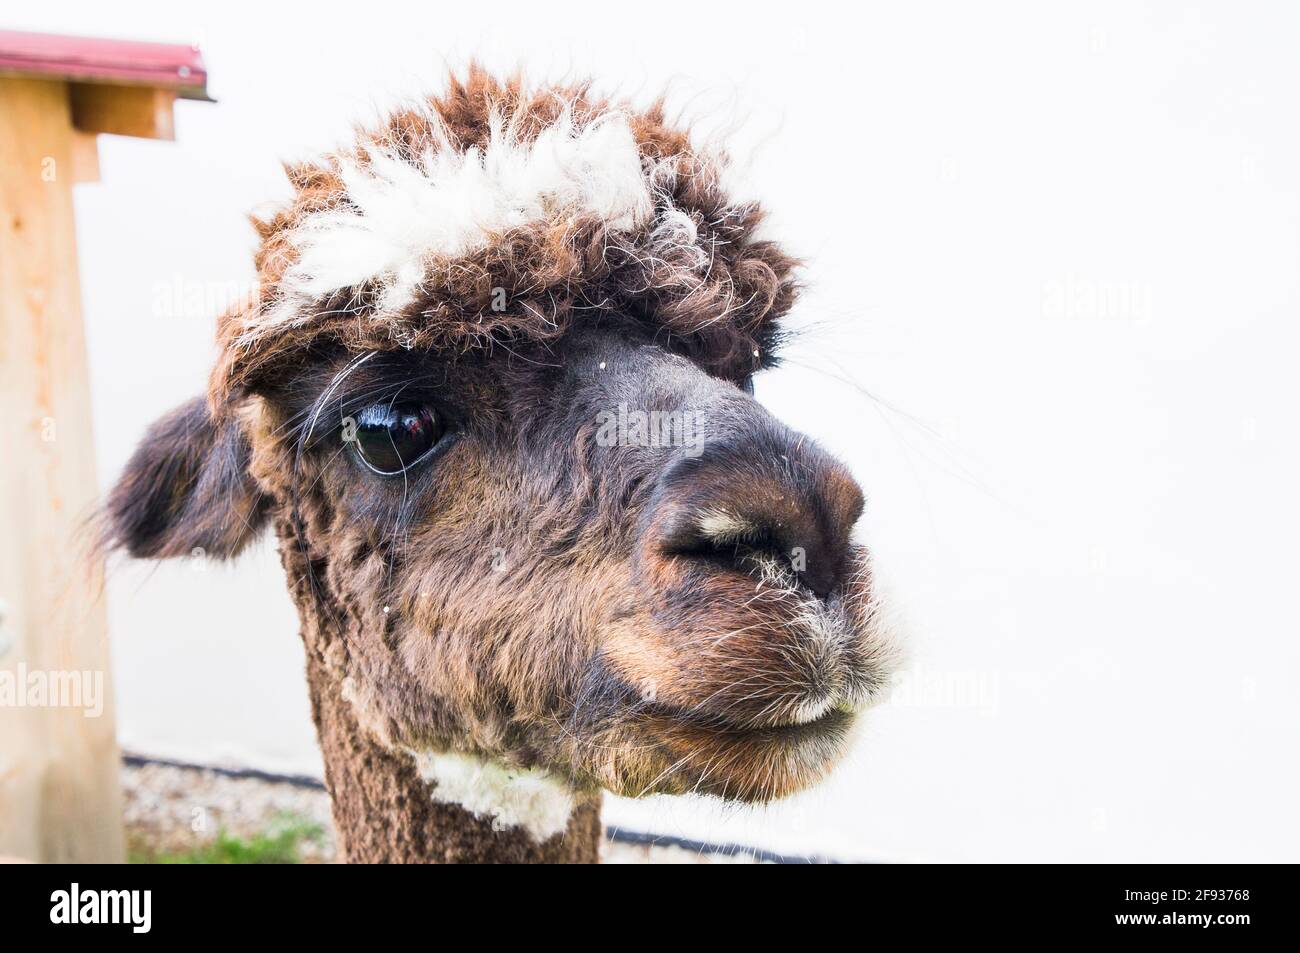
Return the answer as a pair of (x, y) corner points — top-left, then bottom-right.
(621, 705), (856, 801)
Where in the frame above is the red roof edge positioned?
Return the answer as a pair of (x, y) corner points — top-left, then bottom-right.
(0, 29), (211, 101)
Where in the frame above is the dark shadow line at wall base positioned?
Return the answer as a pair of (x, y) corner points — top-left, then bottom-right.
(120, 751), (844, 864)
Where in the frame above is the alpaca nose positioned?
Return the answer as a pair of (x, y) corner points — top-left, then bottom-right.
(647, 431), (865, 597)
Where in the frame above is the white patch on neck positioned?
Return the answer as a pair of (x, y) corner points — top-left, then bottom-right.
(282, 108), (653, 314)
(409, 750), (576, 842)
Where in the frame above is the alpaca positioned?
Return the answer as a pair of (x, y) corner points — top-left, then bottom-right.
(103, 68), (902, 863)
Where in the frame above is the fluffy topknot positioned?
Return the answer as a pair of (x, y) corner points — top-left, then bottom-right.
(211, 66), (800, 405)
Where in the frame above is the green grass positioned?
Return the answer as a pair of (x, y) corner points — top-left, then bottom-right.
(130, 813), (325, 864)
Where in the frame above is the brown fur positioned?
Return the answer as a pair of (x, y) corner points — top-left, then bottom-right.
(291, 516), (601, 863)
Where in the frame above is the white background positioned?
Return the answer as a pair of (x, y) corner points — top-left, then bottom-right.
(11, 1), (1299, 860)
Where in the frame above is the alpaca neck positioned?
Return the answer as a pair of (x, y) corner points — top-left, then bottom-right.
(302, 630), (602, 863)
(280, 521), (602, 863)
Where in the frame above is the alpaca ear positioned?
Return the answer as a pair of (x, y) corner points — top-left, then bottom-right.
(103, 396), (269, 560)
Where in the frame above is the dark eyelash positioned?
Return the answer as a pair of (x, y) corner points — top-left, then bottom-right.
(280, 357), (447, 455)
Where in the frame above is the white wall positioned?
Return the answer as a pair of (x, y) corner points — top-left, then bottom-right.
(14, 0), (1299, 860)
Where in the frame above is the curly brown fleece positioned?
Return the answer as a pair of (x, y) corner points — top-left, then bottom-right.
(211, 65), (800, 409)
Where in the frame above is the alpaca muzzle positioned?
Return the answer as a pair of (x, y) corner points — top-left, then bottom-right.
(595, 390), (893, 748)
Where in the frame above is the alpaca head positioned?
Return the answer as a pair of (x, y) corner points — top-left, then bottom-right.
(105, 69), (901, 806)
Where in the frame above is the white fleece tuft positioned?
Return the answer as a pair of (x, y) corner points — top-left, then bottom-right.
(410, 750), (576, 841)
(281, 109), (653, 315)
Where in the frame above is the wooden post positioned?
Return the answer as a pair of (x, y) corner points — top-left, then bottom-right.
(0, 76), (124, 862)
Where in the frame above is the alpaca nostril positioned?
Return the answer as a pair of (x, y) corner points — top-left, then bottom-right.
(647, 423), (865, 598)
(656, 504), (840, 597)
(661, 507), (781, 564)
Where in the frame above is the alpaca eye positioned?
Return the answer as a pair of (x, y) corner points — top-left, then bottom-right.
(352, 403), (443, 475)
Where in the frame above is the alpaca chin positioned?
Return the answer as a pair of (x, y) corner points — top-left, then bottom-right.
(408, 750), (577, 842)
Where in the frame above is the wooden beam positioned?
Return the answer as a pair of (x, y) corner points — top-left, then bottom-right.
(69, 82), (175, 140)
(0, 76), (125, 863)
(71, 130), (99, 184)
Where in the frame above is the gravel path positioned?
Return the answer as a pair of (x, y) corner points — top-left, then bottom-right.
(122, 761), (762, 864)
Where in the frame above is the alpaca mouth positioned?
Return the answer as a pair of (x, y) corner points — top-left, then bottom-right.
(645, 698), (855, 742)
